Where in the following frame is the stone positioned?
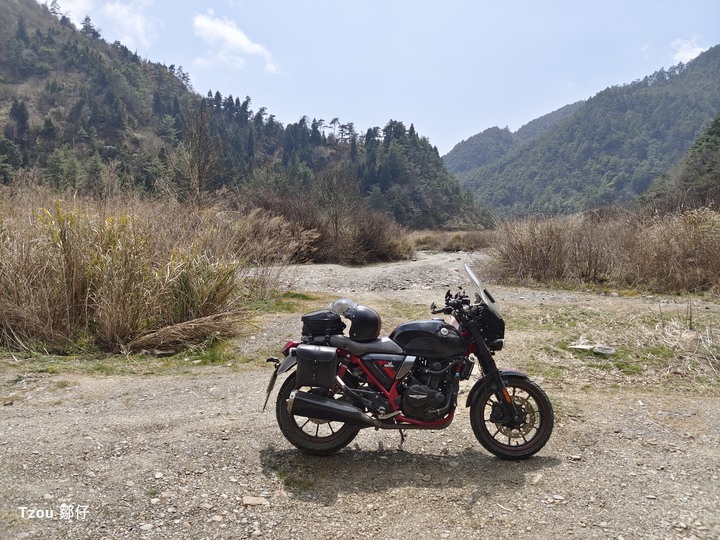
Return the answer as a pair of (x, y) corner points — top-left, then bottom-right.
(242, 496), (269, 506)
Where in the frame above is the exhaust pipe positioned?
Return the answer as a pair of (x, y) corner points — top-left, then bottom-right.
(287, 390), (380, 427)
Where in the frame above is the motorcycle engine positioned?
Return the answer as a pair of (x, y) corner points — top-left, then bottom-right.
(401, 383), (446, 421)
(400, 358), (458, 421)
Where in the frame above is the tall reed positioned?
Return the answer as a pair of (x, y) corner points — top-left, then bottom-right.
(489, 209), (720, 293)
(0, 186), (310, 353)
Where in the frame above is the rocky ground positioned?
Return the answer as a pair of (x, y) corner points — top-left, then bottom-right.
(1, 252), (719, 539)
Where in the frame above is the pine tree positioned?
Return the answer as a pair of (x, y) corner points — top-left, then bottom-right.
(15, 17), (30, 44)
(81, 16), (101, 39)
(9, 100), (29, 142)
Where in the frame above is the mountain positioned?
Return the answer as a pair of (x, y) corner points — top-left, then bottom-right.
(0, 0), (197, 188)
(450, 45), (720, 217)
(443, 101), (585, 175)
(0, 0), (482, 230)
(645, 109), (720, 210)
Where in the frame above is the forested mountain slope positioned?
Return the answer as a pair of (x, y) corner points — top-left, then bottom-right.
(0, 0), (482, 230)
(442, 101), (585, 175)
(454, 45), (720, 216)
(646, 109), (720, 209)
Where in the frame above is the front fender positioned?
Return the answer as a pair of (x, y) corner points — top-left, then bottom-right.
(465, 369), (528, 408)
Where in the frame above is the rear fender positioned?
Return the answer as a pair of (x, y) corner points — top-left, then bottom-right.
(465, 369), (528, 408)
(277, 344), (298, 374)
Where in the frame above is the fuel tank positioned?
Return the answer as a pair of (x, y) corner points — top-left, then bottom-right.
(389, 319), (465, 358)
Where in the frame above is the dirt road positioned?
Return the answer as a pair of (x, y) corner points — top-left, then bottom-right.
(1, 252), (719, 539)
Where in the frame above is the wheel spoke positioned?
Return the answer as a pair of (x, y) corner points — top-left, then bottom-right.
(484, 387), (542, 447)
(276, 374), (361, 454)
(470, 378), (554, 459)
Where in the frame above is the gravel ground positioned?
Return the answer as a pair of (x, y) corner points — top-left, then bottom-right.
(1, 252), (719, 540)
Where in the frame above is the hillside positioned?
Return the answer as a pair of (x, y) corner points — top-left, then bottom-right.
(0, 0), (483, 233)
(0, 0), (198, 186)
(443, 101), (585, 175)
(646, 109), (720, 209)
(452, 45), (720, 217)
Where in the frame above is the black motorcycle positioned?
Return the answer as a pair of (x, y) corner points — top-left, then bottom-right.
(264, 263), (553, 459)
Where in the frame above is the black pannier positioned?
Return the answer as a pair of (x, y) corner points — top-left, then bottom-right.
(301, 310), (345, 343)
(295, 344), (338, 388)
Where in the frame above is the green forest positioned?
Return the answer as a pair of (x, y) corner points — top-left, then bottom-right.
(0, 0), (488, 244)
(446, 46), (720, 216)
(2, 0), (720, 233)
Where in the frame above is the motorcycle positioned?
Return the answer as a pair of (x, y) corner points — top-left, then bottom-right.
(263, 262), (553, 460)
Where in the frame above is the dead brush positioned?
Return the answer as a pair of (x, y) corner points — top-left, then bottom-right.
(492, 216), (570, 282)
(409, 229), (493, 252)
(619, 209), (720, 292)
(490, 209), (720, 293)
(634, 316), (720, 379)
(0, 187), (304, 354)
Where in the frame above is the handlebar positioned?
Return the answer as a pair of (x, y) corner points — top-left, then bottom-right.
(431, 290), (472, 315)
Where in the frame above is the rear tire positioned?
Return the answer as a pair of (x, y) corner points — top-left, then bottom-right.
(275, 372), (361, 455)
(470, 376), (554, 460)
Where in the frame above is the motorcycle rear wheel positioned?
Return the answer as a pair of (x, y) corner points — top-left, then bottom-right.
(275, 372), (361, 455)
(470, 375), (554, 460)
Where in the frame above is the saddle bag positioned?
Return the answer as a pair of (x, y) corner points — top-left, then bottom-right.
(295, 344), (338, 388)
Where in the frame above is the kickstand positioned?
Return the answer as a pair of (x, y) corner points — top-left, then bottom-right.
(398, 429), (407, 450)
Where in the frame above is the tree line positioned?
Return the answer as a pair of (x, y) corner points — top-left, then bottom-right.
(448, 45), (720, 217)
(0, 0), (489, 232)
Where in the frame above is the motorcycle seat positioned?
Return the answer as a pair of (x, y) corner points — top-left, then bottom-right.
(329, 335), (404, 356)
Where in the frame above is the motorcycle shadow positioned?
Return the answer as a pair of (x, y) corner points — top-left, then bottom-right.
(260, 445), (562, 504)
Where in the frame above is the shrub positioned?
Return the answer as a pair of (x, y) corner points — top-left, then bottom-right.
(616, 208), (720, 292)
(408, 229), (494, 252)
(0, 186), (313, 353)
(245, 189), (412, 265)
(489, 209), (720, 292)
(492, 217), (571, 282)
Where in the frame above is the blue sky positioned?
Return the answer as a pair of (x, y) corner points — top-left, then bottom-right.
(48, 0), (720, 155)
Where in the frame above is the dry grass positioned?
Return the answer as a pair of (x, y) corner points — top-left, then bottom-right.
(0, 185), (313, 354)
(408, 229), (494, 252)
(489, 209), (720, 293)
(246, 189), (412, 264)
(500, 292), (720, 388)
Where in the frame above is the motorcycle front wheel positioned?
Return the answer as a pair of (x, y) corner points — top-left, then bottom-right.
(275, 371), (361, 456)
(470, 375), (554, 460)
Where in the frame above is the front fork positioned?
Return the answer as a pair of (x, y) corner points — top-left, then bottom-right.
(468, 330), (523, 424)
(487, 367), (524, 425)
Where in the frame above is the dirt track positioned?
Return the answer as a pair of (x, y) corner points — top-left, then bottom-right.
(1, 252), (719, 539)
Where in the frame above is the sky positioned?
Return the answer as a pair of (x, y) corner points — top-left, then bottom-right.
(46, 0), (720, 155)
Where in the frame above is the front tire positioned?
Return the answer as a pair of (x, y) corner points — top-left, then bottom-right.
(275, 372), (361, 455)
(470, 376), (554, 460)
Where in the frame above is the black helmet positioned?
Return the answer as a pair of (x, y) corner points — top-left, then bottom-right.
(348, 305), (382, 341)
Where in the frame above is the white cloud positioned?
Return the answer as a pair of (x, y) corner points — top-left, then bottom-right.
(102, 1), (162, 49)
(671, 38), (707, 64)
(194, 51), (247, 70)
(192, 12), (278, 74)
